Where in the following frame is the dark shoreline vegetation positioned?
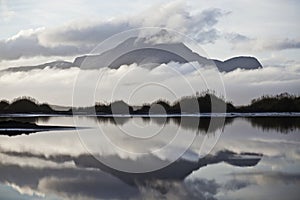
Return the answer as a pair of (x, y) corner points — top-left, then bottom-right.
(0, 120), (78, 136)
(0, 92), (299, 115)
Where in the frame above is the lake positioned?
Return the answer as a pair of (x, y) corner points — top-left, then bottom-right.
(0, 115), (299, 200)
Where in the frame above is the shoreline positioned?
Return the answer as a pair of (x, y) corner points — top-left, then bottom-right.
(1, 112), (300, 118)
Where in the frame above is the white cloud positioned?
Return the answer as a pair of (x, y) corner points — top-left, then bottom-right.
(1, 0), (300, 65)
(0, 1), (228, 61)
(0, 62), (299, 106)
(0, 28), (90, 61)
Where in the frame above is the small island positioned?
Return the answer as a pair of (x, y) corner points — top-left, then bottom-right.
(0, 120), (78, 136)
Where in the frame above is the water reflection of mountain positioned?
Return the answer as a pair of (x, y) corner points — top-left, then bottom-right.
(171, 117), (233, 133)
(95, 116), (299, 134)
(73, 150), (262, 185)
(96, 116), (234, 133)
(245, 117), (300, 133)
(0, 149), (262, 199)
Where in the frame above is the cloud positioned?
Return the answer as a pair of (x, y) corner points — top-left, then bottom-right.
(0, 2), (228, 61)
(194, 29), (220, 44)
(43, 5), (227, 46)
(0, 28), (90, 60)
(225, 32), (251, 43)
(265, 39), (300, 50)
(135, 4), (228, 44)
(223, 65), (300, 104)
(191, 8), (230, 41)
(1, 61), (299, 106)
(38, 19), (132, 47)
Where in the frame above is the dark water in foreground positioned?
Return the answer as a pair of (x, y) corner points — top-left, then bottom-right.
(0, 116), (299, 200)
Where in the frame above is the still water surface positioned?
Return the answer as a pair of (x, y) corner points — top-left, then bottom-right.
(0, 116), (299, 200)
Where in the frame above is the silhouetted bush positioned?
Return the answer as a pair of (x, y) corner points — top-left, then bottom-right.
(238, 93), (300, 112)
(1, 92), (299, 114)
(0, 97), (55, 114)
(0, 100), (9, 110)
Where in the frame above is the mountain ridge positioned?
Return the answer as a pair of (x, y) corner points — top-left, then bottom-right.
(3, 37), (262, 72)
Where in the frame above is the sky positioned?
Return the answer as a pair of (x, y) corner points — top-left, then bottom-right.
(1, 0), (300, 66)
(0, 0), (299, 105)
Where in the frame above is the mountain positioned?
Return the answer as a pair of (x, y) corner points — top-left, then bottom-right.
(73, 37), (211, 69)
(73, 37), (262, 72)
(4, 60), (74, 72)
(213, 56), (262, 72)
(3, 37), (262, 72)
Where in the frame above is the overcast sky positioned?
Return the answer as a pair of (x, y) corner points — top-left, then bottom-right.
(1, 0), (299, 66)
(0, 0), (299, 105)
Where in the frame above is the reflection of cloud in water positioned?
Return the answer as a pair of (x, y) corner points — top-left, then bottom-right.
(222, 178), (253, 191)
(229, 171), (300, 185)
(0, 163), (138, 199)
(0, 149), (261, 199)
(0, 116), (299, 199)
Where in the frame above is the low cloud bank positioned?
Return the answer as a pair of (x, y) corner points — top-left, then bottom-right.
(0, 62), (299, 106)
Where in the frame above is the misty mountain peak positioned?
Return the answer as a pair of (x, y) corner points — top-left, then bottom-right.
(4, 37), (262, 73)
